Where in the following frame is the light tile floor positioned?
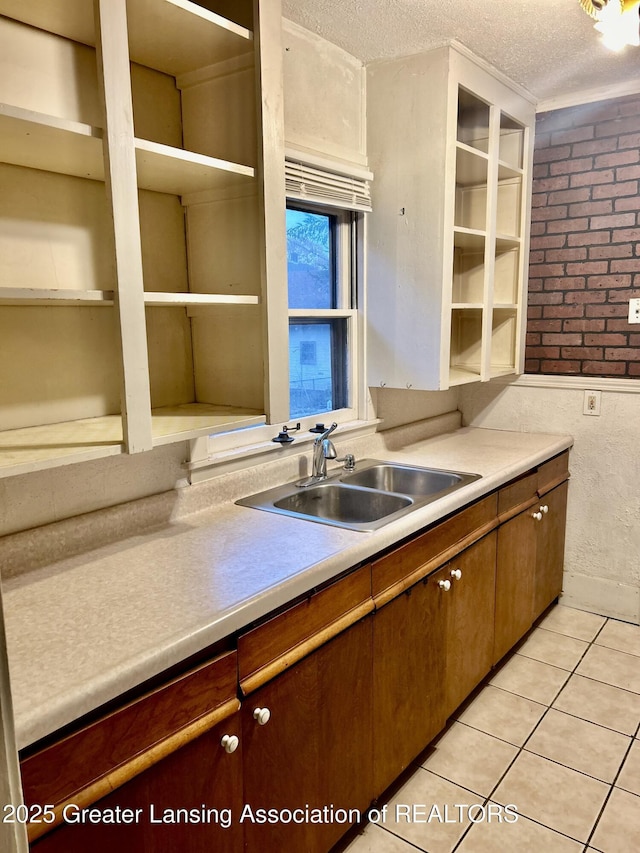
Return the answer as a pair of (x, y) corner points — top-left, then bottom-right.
(340, 604), (640, 853)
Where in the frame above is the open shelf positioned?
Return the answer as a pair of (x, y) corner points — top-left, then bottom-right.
(0, 0), (252, 73)
(455, 143), (489, 187)
(0, 104), (104, 181)
(449, 307), (483, 385)
(490, 308), (518, 376)
(499, 114), (525, 170)
(143, 292), (259, 307)
(0, 289), (114, 307)
(457, 87), (490, 153)
(151, 403), (265, 445)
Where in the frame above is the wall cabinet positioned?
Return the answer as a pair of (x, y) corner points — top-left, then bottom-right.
(20, 453), (569, 852)
(366, 43), (535, 390)
(0, 0), (288, 479)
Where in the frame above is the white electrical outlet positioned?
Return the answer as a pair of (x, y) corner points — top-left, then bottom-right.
(583, 390), (601, 416)
(629, 298), (640, 324)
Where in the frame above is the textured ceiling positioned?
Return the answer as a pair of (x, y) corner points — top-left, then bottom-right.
(281, 0), (640, 104)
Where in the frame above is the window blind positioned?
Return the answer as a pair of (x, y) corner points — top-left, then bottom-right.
(285, 160), (372, 212)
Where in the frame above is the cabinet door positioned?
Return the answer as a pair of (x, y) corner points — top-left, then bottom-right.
(32, 711), (244, 853)
(242, 618), (372, 853)
(444, 532), (497, 717)
(372, 571), (447, 794)
(533, 481), (569, 618)
(494, 508), (537, 665)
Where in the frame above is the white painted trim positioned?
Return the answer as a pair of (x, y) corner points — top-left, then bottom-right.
(537, 78), (640, 113)
(284, 145), (373, 181)
(491, 373), (640, 393)
(448, 40), (537, 106)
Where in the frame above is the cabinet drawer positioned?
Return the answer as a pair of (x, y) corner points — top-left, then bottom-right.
(238, 565), (373, 695)
(372, 494), (497, 605)
(538, 450), (570, 496)
(497, 471), (538, 521)
(21, 649), (239, 840)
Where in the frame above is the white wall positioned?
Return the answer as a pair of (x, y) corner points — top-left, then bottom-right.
(459, 380), (640, 624)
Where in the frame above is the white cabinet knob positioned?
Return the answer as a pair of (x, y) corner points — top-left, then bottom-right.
(540, 505), (549, 514)
(253, 707), (271, 726)
(532, 511), (543, 521)
(438, 579), (451, 591)
(450, 568), (462, 581)
(221, 734), (239, 754)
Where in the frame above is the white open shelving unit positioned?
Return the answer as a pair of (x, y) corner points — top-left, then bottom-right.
(0, 0), (288, 477)
(366, 43), (535, 392)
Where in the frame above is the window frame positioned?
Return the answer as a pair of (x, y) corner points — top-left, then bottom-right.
(286, 201), (360, 424)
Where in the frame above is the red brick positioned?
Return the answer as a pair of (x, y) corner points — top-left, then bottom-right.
(629, 363), (640, 375)
(630, 333), (640, 345)
(528, 306), (543, 319)
(611, 260), (640, 273)
(547, 218), (590, 234)
(588, 274), (632, 289)
(614, 196), (640, 212)
(595, 150), (640, 169)
(543, 333), (583, 346)
(568, 231), (610, 247)
(530, 235), (567, 250)
(582, 361), (627, 375)
(531, 193), (549, 208)
(543, 276), (586, 290)
(528, 278), (543, 291)
(525, 359), (540, 371)
(530, 222), (547, 236)
(528, 292), (563, 305)
(547, 187), (590, 205)
(593, 181), (638, 199)
(590, 213), (636, 230)
(569, 200), (613, 217)
(527, 346), (560, 358)
(570, 169), (614, 187)
(565, 291), (607, 304)
(572, 138), (618, 157)
(609, 319), (637, 331)
(530, 205), (568, 222)
(529, 263), (566, 277)
(566, 261), (609, 275)
(545, 248), (587, 262)
(528, 319), (562, 332)
(617, 164), (640, 181)
(607, 288), (640, 302)
(586, 304), (630, 317)
(550, 157), (594, 176)
(585, 333), (627, 346)
(529, 250), (545, 264)
(618, 132), (640, 149)
(596, 115), (640, 138)
(541, 360), (581, 373)
(534, 145), (571, 164)
(563, 319), (605, 332)
(532, 176), (570, 192)
(533, 164), (550, 179)
(543, 305), (585, 318)
(560, 346), (603, 358)
(589, 245), (633, 259)
(551, 126), (594, 146)
(605, 347), (640, 359)
(613, 228), (640, 242)
(527, 332), (541, 346)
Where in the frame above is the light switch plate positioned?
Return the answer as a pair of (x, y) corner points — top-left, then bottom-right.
(629, 298), (640, 324)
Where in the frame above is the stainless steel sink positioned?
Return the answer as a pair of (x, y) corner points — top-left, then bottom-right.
(236, 459), (480, 532)
(274, 483), (412, 526)
(341, 462), (476, 496)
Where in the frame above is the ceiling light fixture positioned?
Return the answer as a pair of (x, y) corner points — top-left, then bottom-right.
(580, 0), (640, 50)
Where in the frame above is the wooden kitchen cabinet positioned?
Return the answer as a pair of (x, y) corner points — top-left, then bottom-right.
(22, 649), (243, 851)
(0, 0), (288, 478)
(494, 452), (570, 664)
(238, 565), (374, 853)
(366, 43), (535, 390)
(443, 531), (497, 716)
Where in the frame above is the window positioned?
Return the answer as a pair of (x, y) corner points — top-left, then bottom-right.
(286, 205), (356, 419)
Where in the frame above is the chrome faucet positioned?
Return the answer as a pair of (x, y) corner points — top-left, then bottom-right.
(311, 422), (338, 480)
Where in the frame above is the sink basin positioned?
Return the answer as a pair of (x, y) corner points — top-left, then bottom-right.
(236, 459), (481, 532)
(342, 462), (478, 497)
(274, 483), (411, 525)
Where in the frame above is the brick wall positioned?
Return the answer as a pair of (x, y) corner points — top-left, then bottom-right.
(526, 94), (640, 377)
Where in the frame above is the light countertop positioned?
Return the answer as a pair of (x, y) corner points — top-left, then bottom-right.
(2, 426), (573, 749)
